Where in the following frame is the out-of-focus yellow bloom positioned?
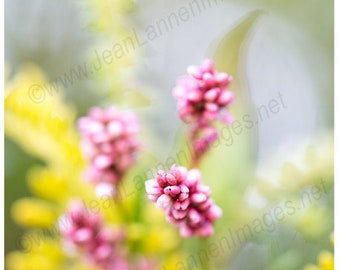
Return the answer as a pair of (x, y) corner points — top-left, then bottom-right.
(144, 225), (179, 254)
(318, 251), (334, 270)
(5, 64), (83, 171)
(6, 239), (64, 270)
(161, 252), (189, 270)
(5, 63), (99, 268)
(127, 222), (146, 241)
(27, 167), (68, 202)
(11, 198), (57, 228)
(303, 232), (334, 270)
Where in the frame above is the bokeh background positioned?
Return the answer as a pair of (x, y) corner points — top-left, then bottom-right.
(5, 0), (333, 269)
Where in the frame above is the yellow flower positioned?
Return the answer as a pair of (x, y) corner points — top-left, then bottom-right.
(5, 64), (83, 171)
(304, 232), (334, 270)
(318, 251), (334, 270)
(6, 239), (64, 270)
(27, 166), (68, 202)
(11, 198), (57, 228)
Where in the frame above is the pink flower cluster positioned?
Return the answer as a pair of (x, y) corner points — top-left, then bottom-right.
(78, 106), (139, 192)
(173, 59), (234, 163)
(173, 59), (234, 124)
(145, 165), (222, 237)
(59, 200), (129, 270)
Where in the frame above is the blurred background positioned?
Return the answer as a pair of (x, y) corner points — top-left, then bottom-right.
(5, 0), (333, 269)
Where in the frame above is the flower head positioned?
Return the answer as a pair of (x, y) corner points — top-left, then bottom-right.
(59, 200), (129, 269)
(173, 59), (234, 124)
(78, 106), (140, 191)
(145, 165), (222, 238)
(173, 59), (234, 164)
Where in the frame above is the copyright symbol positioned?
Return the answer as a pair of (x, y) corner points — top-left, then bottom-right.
(28, 84), (46, 104)
(16, 234), (32, 253)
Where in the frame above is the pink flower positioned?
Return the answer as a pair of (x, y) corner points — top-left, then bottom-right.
(145, 165), (222, 238)
(78, 106), (140, 190)
(173, 59), (234, 164)
(173, 59), (234, 124)
(59, 200), (129, 270)
(189, 123), (218, 162)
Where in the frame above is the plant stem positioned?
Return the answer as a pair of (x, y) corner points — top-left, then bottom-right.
(200, 238), (211, 270)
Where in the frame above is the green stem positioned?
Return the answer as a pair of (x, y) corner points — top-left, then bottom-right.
(111, 183), (130, 222)
(200, 238), (211, 270)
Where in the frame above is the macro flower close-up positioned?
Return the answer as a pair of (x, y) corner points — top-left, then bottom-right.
(3, 0), (334, 270)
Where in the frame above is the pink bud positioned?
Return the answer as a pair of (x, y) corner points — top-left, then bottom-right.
(187, 65), (202, 79)
(201, 59), (214, 73)
(107, 120), (123, 138)
(73, 228), (92, 244)
(202, 110), (218, 121)
(178, 185), (189, 201)
(92, 132), (111, 143)
(94, 244), (112, 260)
(100, 142), (115, 154)
(185, 169), (201, 187)
(206, 205), (223, 221)
(117, 155), (133, 171)
(215, 73), (232, 86)
(191, 193), (207, 204)
(173, 199), (190, 210)
(164, 185), (181, 196)
(145, 180), (162, 196)
(93, 154), (113, 169)
(171, 209), (188, 219)
(205, 102), (219, 112)
(202, 72), (216, 87)
(196, 200), (212, 211)
(196, 223), (214, 237)
(156, 174), (167, 187)
(188, 208), (202, 225)
(165, 173), (177, 185)
(196, 184), (211, 196)
(156, 194), (171, 210)
(217, 90), (234, 106)
(187, 90), (203, 102)
(204, 88), (219, 101)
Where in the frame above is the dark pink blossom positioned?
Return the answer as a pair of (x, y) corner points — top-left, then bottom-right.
(173, 59), (234, 164)
(145, 165), (222, 238)
(173, 59), (234, 124)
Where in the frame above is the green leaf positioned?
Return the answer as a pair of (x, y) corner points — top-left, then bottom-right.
(203, 10), (264, 182)
(208, 9), (264, 96)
